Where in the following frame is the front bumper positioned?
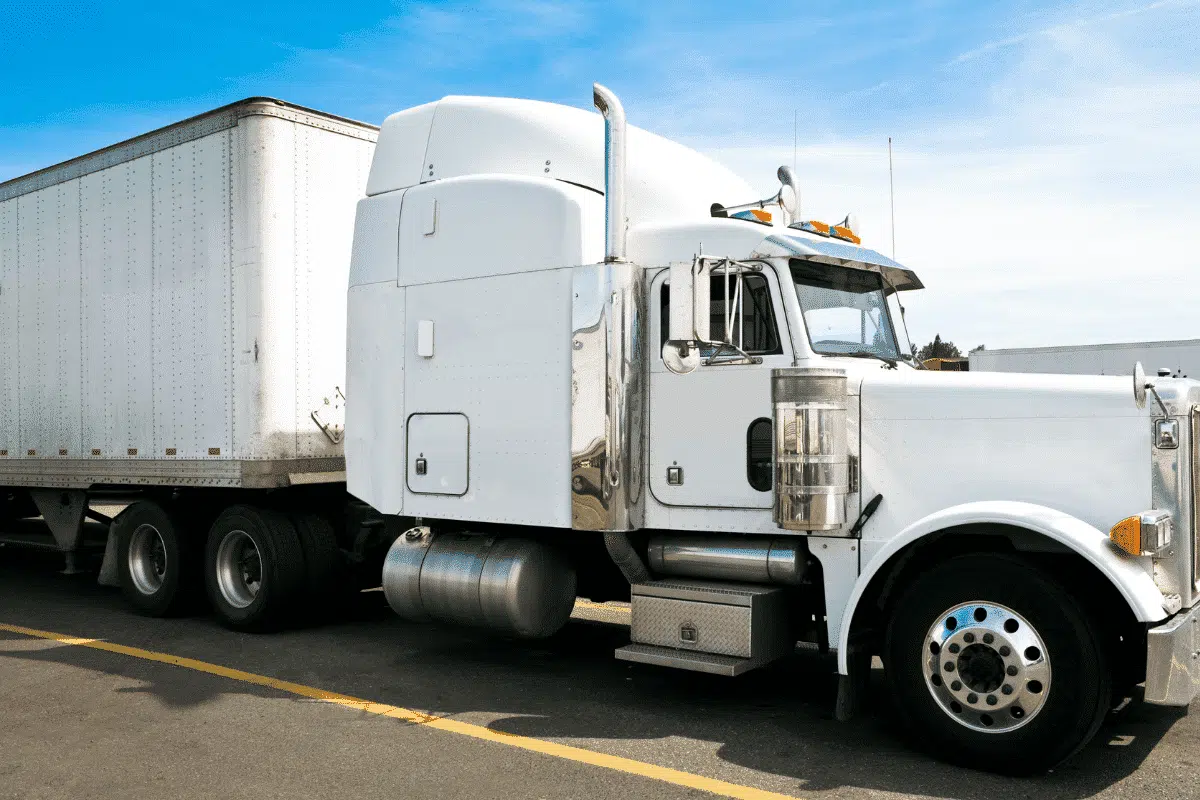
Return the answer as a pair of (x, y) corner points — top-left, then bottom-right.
(1145, 602), (1200, 706)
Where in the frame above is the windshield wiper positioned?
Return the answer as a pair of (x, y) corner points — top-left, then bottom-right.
(835, 351), (898, 369)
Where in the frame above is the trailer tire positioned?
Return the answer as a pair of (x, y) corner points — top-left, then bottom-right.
(884, 553), (1110, 775)
(291, 512), (343, 602)
(115, 501), (199, 617)
(205, 506), (305, 631)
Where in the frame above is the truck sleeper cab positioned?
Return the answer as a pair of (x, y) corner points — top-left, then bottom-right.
(347, 83), (1200, 774)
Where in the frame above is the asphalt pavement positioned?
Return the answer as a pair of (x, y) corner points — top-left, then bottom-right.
(2, 546), (1199, 800)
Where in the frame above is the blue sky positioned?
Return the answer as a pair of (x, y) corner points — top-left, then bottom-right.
(3, 0), (1197, 349)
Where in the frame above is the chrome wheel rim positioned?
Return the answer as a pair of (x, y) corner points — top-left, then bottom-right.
(215, 530), (262, 609)
(128, 524), (168, 595)
(922, 601), (1052, 733)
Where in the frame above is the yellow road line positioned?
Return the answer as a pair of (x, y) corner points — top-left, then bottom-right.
(0, 622), (798, 800)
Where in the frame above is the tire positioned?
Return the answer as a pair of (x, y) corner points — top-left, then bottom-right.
(205, 505), (305, 631)
(114, 501), (199, 616)
(291, 512), (344, 601)
(884, 553), (1110, 775)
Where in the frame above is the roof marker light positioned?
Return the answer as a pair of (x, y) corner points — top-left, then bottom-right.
(831, 214), (862, 244)
(792, 220), (831, 237)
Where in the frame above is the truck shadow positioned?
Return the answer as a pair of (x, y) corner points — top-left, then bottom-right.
(463, 621), (1189, 799)
(0, 548), (1187, 799)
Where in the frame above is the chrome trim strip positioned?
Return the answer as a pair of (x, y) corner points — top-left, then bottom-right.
(1152, 410), (1196, 607)
(0, 456), (345, 489)
(1194, 407), (1199, 589)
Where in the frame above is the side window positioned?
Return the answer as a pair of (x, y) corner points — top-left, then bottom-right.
(659, 274), (783, 357)
(746, 418), (773, 491)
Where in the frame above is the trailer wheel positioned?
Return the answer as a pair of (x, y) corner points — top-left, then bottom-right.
(884, 553), (1110, 774)
(205, 506), (305, 631)
(115, 501), (198, 616)
(291, 512), (343, 602)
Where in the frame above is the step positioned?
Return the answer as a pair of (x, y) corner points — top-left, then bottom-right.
(614, 643), (763, 676)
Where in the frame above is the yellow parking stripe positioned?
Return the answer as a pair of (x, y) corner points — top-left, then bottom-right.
(0, 621), (799, 800)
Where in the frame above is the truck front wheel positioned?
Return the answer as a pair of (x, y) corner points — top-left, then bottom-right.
(884, 553), (1110, 774)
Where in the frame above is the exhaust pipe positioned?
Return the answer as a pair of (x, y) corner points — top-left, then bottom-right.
(647, 535), (807, 585)
(592, 83), (626, 263)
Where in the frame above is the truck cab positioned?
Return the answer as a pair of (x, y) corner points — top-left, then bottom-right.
(346, 84), (1200, 773)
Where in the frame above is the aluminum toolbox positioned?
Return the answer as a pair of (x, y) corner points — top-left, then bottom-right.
(616, 579), (791, 676)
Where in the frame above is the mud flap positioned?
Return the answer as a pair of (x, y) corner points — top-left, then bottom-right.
(97, 528), (120, 587)
(835, 643), (872, 722)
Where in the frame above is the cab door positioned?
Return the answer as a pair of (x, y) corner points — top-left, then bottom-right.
(648, 266), (793, 508)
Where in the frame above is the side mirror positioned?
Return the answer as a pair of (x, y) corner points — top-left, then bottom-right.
(776, 166), (798, 218)
(1133, 361), (1147, 409)
(662, 259), (711, 375)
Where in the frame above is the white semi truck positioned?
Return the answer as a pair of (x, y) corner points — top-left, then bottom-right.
(2, 85), (1197, 774)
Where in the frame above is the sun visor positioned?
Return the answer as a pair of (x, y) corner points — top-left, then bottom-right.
(753, 233), (924, 292)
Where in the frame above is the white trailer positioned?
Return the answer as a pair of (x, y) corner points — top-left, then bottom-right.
(970, 339), (1200, 379)
(6, 85), (1200, 775)
(0, 99), (379, 620)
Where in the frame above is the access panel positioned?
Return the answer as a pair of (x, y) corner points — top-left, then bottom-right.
(407, 413), (469, 495)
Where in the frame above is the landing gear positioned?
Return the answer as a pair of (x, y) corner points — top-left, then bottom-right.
(885, 554), (1109, 774)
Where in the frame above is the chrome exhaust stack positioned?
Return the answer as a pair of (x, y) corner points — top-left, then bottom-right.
(592, 83), (626, 263)
(571, 82), (646, 536)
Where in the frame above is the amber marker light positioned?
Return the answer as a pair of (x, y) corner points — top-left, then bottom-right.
(1110, 511), (1172, 557)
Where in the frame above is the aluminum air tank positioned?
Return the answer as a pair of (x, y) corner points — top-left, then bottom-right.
(382, 528), (577, 639)
(772, 367), (850, 531)
(647, 535), (806, 585)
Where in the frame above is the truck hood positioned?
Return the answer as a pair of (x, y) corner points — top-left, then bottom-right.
(856, 369), (1152, 540)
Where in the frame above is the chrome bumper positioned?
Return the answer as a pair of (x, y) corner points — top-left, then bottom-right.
(1145, 602), (1200, 706)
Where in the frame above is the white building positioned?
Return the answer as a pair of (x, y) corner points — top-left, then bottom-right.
(969, 339), (1200, 378)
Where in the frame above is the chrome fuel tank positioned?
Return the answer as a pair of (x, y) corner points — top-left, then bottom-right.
(382, 528), (577, 639)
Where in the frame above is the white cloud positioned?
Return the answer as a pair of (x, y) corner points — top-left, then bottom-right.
(689, 0), (1200, 350)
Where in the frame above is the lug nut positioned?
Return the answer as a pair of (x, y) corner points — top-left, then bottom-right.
(948, 643), (960, 654)
(986, 695), (997, 706)
(967, 693), (978, 704)
(999, 646), (1011, 657)
(944, 662), (955, 672)
(1006, 665), (1018, 676)
(983, 633), (994, 644)
(1001, 684), (1013, 695)
(963, 633), (975, 644)
(951, 680), (962, 691)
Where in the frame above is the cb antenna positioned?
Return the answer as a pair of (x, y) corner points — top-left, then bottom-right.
(793, 110), (800, 219)
(888, 136), (896, 259)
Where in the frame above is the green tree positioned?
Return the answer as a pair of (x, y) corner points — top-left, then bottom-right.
(918, 334), (961, 361)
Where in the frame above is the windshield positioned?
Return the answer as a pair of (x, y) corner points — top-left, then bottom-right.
(791, 260), (902, 360)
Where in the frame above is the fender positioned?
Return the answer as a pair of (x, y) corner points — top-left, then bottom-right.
(836, 500), (1168, 674)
